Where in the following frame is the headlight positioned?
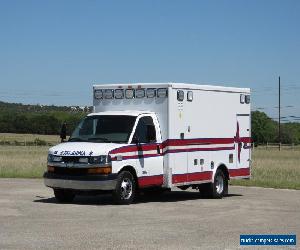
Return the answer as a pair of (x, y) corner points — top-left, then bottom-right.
(89, 155), (111, 164)
(48, 154), (62, 162)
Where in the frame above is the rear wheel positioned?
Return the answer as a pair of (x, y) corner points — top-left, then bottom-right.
(112, 171), (136, 205)
(54, 189), (75, 203)
(199, 169), (227, 199)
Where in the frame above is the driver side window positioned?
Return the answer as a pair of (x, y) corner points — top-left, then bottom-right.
(134, 116), (156, 143)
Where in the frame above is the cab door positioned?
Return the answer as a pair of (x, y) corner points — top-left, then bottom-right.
(133, 115), (164, 187)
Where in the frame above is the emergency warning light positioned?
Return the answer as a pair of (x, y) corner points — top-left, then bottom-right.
(94, 89), (103, 99)
(125, 89), (135, 99)
(146, 88), (156, 98)
(157, 88), (168, 98)
(135, 89), (145, 98)
(114, 89), (124, 99)
(104, 89), (114, 99)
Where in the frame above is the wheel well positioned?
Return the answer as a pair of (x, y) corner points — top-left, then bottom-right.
(217, 164), (229, 180)
(118, 166), (139, 189)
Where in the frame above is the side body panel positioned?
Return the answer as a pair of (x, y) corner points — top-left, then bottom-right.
(167, 86), (251, 187)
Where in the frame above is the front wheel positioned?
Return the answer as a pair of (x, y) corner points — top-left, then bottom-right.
(54, 189), (75, 203)
(112, 171), (136, 205)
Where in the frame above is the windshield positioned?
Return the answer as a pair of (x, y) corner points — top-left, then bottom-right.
(69, 115), (136, 143)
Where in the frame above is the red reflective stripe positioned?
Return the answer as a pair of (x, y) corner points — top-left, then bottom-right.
(164, 146), (235, 154)
(187, 171), (212, 182)
(229, 168), (250, 177)
(138, 175), (163, 187)
(110, 137), (251, 155)
(110, 145), (137, 154)
(240, 137), (252, 143)
(110, 144), (159, 154)
(172, 174), (187, 183)
(165, 138), (235, 146)
(172, 171), (212, 184)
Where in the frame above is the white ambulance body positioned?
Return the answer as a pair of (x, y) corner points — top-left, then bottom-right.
(44, 83), (251, 204)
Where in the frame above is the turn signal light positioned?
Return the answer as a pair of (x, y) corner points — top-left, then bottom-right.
(87, 166), (112, 174)
(47, 166), (55, 172)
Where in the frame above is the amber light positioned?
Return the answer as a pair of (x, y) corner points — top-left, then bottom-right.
(47, 166), (55, 172)
(87, 166), (112, 174)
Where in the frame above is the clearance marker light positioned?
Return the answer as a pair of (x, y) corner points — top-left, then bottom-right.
(245, 95), (251, 104)
(187, 91), (193, 102)
(94, 89), (103, 99)
(240, 94), (245, 104)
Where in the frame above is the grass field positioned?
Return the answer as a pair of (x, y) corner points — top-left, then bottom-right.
(0, 133), (61, 145)
(0, 133), (299, 189)
(0, 146), (48, 178)
(230, 149), (300, 190)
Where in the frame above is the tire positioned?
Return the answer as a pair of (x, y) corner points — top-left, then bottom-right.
(178, 185), (189, 191)
(112, 171), (136, 205)
(54, 189), (75, 203)
(199, 169), (227, 199)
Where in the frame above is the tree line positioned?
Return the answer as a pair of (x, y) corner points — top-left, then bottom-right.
(252, 111), (300, 145)
(0, 101), (89, 135)
(0, 102), (299, 144)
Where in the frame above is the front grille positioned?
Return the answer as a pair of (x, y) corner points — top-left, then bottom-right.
(53, 167), (88, 176)
(62, 156), (80, 163)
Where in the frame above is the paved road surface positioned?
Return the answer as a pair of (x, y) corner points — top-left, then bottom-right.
(0, 179), (299, 250)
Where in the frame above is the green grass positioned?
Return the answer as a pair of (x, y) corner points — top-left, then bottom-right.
(230, 149), (300, 190)
(0, 138), (300, 190)
(0, 146), (48, 178)
(0, 133), (61, 146)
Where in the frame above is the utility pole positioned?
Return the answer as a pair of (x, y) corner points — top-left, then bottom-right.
(278, 76), (281, 151)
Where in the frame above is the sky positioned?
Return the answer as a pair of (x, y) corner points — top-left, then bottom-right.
(0, 0), (299, 121)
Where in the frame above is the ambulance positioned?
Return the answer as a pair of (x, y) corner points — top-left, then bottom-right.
(44, 83), (251, 204)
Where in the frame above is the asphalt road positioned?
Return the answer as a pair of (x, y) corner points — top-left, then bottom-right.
(0, 179), (299, 250)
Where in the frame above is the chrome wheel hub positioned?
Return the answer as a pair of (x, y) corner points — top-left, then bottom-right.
(120, 178), (133, 200)
(215, 175), (224, 194)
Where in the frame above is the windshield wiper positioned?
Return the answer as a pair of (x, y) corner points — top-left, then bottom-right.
(88, 137), (109, 142)
(68, 137), (85, 142)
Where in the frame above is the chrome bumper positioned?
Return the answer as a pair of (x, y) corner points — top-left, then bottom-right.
(44, 178), (116, 190)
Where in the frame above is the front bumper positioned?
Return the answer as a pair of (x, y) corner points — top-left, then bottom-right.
(43, 172), (118, 191)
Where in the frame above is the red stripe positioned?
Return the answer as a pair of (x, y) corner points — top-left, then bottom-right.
(172, 171), (212, 184)
(165, 146), (235, 154)
(240, 137), (252, 143)
(164, 138), (235, 147)
(110, 144), (159, 154)
(229, 168), (250, 177)
(187, 171), (212, 182)
(110, 137), (251, 155)
(138, 175), (163, 187)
